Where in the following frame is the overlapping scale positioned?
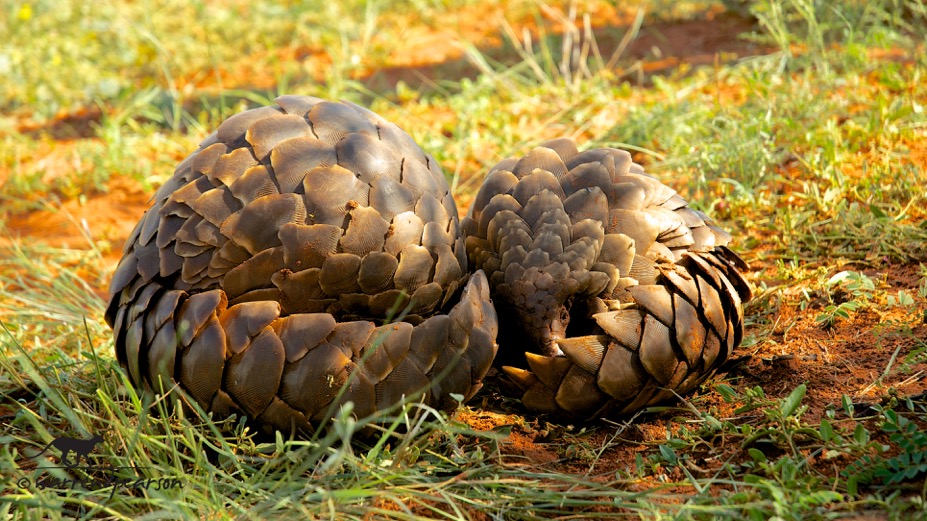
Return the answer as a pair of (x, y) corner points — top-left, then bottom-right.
(109, 104), (751, 428)
(463, 138), (751, 419)
(106, 97), (498, 437)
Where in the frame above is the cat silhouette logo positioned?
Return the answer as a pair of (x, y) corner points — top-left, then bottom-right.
(16, 432), (184, 497)
(30, 434), (104, 467)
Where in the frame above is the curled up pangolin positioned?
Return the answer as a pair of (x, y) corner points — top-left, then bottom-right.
(461, 139), (752, 420)
(106, 96), (750, 434)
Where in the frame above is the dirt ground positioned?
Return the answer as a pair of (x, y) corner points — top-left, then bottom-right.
(460, 262), (927, 480)
(2, 7), (925, 498)
(2, 6), (765, 271)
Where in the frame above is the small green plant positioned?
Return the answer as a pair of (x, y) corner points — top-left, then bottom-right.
(815, 270), (876, 327)
(844, 406), (927, 496)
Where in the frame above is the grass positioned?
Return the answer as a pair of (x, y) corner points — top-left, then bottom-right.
(2, 0), (927, 518)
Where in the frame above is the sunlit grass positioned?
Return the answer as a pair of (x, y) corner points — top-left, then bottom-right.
(2, 0), (927, 518)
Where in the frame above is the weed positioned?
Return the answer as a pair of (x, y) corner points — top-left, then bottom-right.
(815, 270), (876, 328)
(3, 0), (927, 518)
(845, 403), (927, 496)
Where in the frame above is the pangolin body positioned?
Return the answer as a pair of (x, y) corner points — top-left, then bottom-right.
(106, 98), (750, 432)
